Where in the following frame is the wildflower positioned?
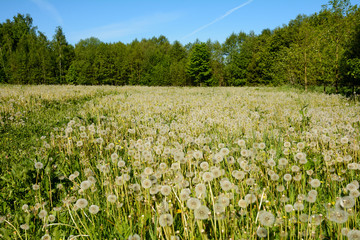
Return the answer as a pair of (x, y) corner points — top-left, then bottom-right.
(118, 160), (126, 168)
(339, 196), (355, 209)
(179, 189), (190, 201)
(299, 213), (309, 223)
(256, 227), (268, 238)
(195, 183), (206, 197)
(217, 195), (230, 207)
(20, 224), (29, 230)
(293, 202), (304, 211)
(75, 198), (88, 209)
(128, 234), (141, 240)
(194, 205), (210, 220)
(144, 167), (153, 175)
(245, 178), (255, 186)
(268, 159), (276, 167)
(283, 173), (292, 182)
(161, 185), (172, 196)
(186, 198), (201, 210)
(200, 162), (209, 171)
(349, 190), (360, 198)
(213, 153), (223, 163)
(193, 150), (203, 159)
(258, 210), (275, 227)
(258, 142), (266, 150)
(38, 209), (47, 219)
(76, 141), (83, 147)
(80, 180), (92, 190)
(89, 205), (100, 214)
(306, 194), (317, 203)
(328, 209), (349, 224)
(237, 139), (246, 147)
(150, 186), (159, 195)
(141, 179), (152, 189)
(202, 172), (214, 182)
(34, 162), (44, 169)
(245, 193), (257, 204)
(238, 199), (248, 208)
(310, 179), (321, 188)
(159, 213), (174, 227)
(219, 148), (230, 156)
(297, 142), (305, 150)
(277, 185), (285, 192)
(107, 194), (117, 203)
(284, 204), (293, 212)
(310, 214), (323, 226)
(213, 203), (225, 214)
(340, 137), (349, 144)
(347, 230), (360, 240)
(278, 158), (288, 166)
(41, 234), (51, 240)
(346, 183), (358, 192)
(48, 215), (56, 222)
(220, 179), (233, 191)
(293, 174), (302, 182)
(22, 204), (29, 211)
(232, 170), (245, 180)
(291, 165), (300, 172)
(341, 228), (349, 236)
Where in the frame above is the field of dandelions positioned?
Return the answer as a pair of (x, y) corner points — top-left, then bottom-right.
(0, 85), (360, 240)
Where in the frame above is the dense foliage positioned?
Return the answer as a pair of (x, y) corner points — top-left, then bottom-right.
(0, 0), (359, 91)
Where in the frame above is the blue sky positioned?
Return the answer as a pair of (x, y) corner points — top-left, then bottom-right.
(0, 0), (359, 45)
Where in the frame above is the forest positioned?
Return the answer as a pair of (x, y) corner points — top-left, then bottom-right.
(0, 0), (359, 93)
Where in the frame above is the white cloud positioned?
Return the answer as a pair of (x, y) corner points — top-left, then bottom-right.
(182, 0), (254, 40)
(68, 12), (181, 43)
(31, 0), (63, 25)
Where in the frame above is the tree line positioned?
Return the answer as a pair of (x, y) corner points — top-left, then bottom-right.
(0, 0), (359, 92)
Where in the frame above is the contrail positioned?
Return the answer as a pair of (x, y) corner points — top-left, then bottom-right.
(182, 0), (254, 40)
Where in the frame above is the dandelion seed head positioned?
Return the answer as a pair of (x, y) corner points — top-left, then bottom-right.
(34, 162), (44, 169)
(20, 223), (30, 230)
(159, 213), (173, 227)
(75, 198), (88, 209)
(202, 172), (214, 182)
(161, 185), (172, 196)
(107, 194), (117, 203)
(310, 179), (321, 188)
(256, 227), (268, 238)
(141, 179), (152, 189)
(41, 234), (51, 240)
(80, 180), (92, 190)
(38, 209), (47, 219)
(194, 205), (210, 220)
(89, 205), (100, 214)
(186, 198), (201, 210)
(259, 210), (275, 227)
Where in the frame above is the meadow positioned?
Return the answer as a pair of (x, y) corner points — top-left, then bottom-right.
(0, 85), (359, 240)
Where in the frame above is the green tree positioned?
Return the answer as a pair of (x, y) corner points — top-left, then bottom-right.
(223, 32), (248, 86)
(342, 8), (360, 92)
(72, 37), (102, 84)
(321, 0), (353, 92)
(52, 26), (74, 83)
(187, 43), (212, 86)
(169, 40), (187, 86)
